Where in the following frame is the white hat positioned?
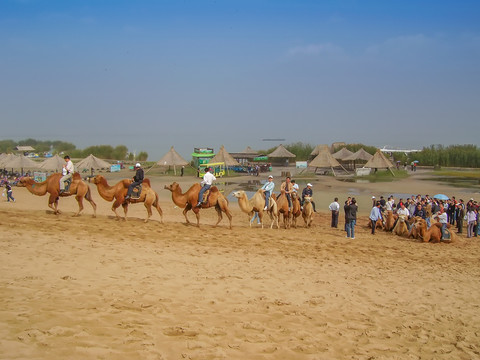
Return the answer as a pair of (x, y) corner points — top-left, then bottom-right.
(135, 163), (141, 167)
(372, 196), (376, 199)
(268, 175), (273, 179)
(307, 183), (312, 187)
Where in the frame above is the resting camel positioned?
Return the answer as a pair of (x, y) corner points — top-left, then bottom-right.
(409, 217), (455, 243)
(232, 189), (279, 229)
(273, 191), (292, 229)
(368, 218), (383, 230)
(384, 211), (396, 231)
(392, 215), (409, 237)
(91, 175), (163, 223)
(164, 182), (232, 229)
(302, 196), (314, 228)
(21, 173), (96, 217)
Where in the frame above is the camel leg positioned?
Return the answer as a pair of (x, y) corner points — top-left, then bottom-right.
(84, 188), (97, 218)
(74, 195), (84, 217)
(123, 203), (129, 221)
(183, 204), (192, 225)
(225, 208), (233, 230)
(214, 205), (223, 228)
(258, 211), (264, 229)
(144, 202), (153, 223)
(193, 208), (201, 227)
(49, 195), (60, 215)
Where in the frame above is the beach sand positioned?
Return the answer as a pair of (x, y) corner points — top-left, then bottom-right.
(1, 171), (480, 359)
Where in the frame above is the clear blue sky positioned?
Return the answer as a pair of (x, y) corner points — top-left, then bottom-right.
(1, 0), (479, 159)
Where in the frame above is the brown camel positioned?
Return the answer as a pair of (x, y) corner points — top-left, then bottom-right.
(392, 215), (409, 237)
(164, 182), (232, 229)
(21, 173), (96, 217)
(273, 191), (292, 229)
(384, 210), (396, 231)
(409, 218), (455, 243)
(368, 218), (383, 229)
(290, 192), (302, 228)
(232, 189), (278, 229)
(302, 196), (314, 228)
(91, 175), (163, 223)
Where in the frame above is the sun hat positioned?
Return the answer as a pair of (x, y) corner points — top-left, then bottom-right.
(268, 175), (273, 179)
(372, 196), (376, 199)
(135, 163), (141, 167)
(307, 183), (312, 187)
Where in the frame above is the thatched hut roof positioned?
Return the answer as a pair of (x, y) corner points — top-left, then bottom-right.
(157, 146), (189, 166)
(209, 145), (241, 166)
(309, 149), (343, 169)
(268, 144), (296, 158)
(343, 148), (373, 162)
(39, 154), (66, 171)
(241, 146), (258, 154)
(310, 144), (329, 156)
(364, 150), (394, 169)
(332, 147), (354, 161)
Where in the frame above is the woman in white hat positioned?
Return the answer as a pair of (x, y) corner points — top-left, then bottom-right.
(260, 175), (275, 210)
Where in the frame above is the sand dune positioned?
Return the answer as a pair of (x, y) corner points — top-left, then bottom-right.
(1, 174), (480, 359)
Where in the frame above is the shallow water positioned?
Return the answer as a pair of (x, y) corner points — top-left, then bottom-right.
(421, 177), (480, 189)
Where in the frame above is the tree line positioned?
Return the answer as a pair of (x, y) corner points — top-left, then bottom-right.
(0, 139), (148, 161)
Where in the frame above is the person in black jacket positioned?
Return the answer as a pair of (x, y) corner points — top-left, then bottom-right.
(344, 198), (358, 239)
(125, 163), (144, 200)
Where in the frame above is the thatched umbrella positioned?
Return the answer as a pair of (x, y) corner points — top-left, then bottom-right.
(332, 147), (354, 160)
(309, 147), (348, 176)
(156, 146), (189, 175)
(0, 154), (39, 175)
(343, 148), (373, 169)
(208, 145), (241, 175)
(75, 154), (111, 176)
(364, 150), (395, 176)
(39, 154), (66, 172)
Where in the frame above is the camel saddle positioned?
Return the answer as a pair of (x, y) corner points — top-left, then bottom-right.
(201, 189), (211, 204)
(62, 178), (72, 193)
(131, 184), (142, 200)
(442, 228), (453, 241)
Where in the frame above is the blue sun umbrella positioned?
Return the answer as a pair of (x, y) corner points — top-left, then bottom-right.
(433, 194), (449, 201)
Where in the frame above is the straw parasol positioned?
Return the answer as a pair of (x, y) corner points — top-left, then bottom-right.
(310, 144), (329, 157)
(343, 148), (373, 169)
(156, 146), (190, 175)
(364, 150), (395, 175)
(309, 147), (348, 176)
(332, 147), (354, 161)
(0, 154), (39, 175)
(208, 145), (241, 174)
(39, 154), (66, 172)
(75, 154), (111, 171)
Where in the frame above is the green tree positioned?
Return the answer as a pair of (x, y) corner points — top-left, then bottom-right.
(137, 151), (148, 161)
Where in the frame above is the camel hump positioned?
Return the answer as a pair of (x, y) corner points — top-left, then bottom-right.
(143, 178), (151, 187)
(209, 186), (219, 193)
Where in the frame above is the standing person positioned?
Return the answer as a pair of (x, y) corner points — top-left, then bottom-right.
(59, 155), (74, 194)
(344, 197), (352, 232)
(180, 166), (184, 177)
(301, 183), (316, 212)
(466, 206), (476, 238)
(345, 198), (358, 239)
(260, 175), (275, 210)
(329, 197), (340, 228)
(5, 181), (15, 202)
(436, 206), (448, 240)
(369, 201), (382, 234)
(196, 167), (216, 207)
(457, 199), (465, 234)
(280, 176), (293, 211)
(125, 163), (144, 200)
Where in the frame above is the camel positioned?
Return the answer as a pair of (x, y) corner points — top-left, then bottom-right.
(392, 215), (409, 237)
(21, 173), (96, 217)
(273, 191), (292, 229)
(384, 211), (396, 231)
(164, 182), (232, 229)
(302, 196), (314, 228)
(368, 218), (383, 230)
(91, 175), (163, 223)
(409, 217), (455, 243)
(232, 189), (279, 229)
(290, 192), (302, 228)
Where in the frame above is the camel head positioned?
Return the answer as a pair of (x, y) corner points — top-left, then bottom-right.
(232, 190), (246, 199)
(303, 196), (312, 203)
(164, 182), (179, 192)
(19, 177), (34, 186)
(398, 215), (407, 223)
(91, 175), (106, 184)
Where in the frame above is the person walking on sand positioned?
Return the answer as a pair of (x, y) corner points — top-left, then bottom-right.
(5, 181), (15, 202)
(329, 197), (340, 228)
(59, 155), (74, 194)
(260, 175), (275, 210)
(369, 201), (382, 234)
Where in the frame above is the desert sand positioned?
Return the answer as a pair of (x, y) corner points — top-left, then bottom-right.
(1, 170), (480, 359)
